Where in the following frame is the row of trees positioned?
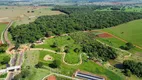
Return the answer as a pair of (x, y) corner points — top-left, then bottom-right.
(9, 6), (142, 43)
(123, 60), (142, 77)
(70, 32), (117, 61)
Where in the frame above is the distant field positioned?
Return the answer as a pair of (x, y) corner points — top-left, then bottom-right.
(0, 6), (64, 25)
(103, 19), (142, 47)
(96, 6), (142, 13)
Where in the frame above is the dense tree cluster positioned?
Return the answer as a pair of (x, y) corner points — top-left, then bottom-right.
(120, 42), (134, 50)
(9, 6), (142, 43)
(49, 60), (61, 68)
(0, 44), (7, 53)
(0, 56), (10, 65)
(123, 60), (142, 77)
(70, 32), (117, 61)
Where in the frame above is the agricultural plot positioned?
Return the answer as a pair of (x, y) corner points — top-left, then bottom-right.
(103, 19), (142, 49)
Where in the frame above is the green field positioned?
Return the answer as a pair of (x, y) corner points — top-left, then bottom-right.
(36, 36), (74, 50)
(103, 19), (142, 48)
(23, 50), (124, 80)
(0, 23), (7, 39)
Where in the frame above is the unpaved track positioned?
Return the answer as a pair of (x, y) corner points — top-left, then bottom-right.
(4, 21), (13, 46)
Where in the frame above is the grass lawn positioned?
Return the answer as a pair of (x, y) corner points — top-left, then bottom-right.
(36, 36), (74, 50)
(64, 52), (80, 64)
(39, 51), (61, 66)
(103, 19), (142, 47)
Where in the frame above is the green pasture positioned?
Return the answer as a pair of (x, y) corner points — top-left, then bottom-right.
(36, 36), (74, 50)
(103, 19), (142, 47)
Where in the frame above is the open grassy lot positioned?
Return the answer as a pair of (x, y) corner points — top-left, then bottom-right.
(36, 36), (74, 50)
(103, 19), (142, 48)
(64, 52), (80, 64)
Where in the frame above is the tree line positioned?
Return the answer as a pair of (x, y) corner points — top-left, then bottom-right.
(123, 60), (142, 77)
(9, 6), (142, 43)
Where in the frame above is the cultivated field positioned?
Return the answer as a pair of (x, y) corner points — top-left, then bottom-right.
(103, 19), (142, 48)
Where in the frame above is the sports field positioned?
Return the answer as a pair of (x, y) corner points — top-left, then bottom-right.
(103, 19), (142, 48)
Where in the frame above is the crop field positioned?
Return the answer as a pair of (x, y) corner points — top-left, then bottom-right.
(0, 6), (63, 25)
(103, 19), (142, 49)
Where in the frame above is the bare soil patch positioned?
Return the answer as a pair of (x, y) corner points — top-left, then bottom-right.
(43, 55), (53, 61)
(97, 33), (113, 38)
(45, 75), (56, 80)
